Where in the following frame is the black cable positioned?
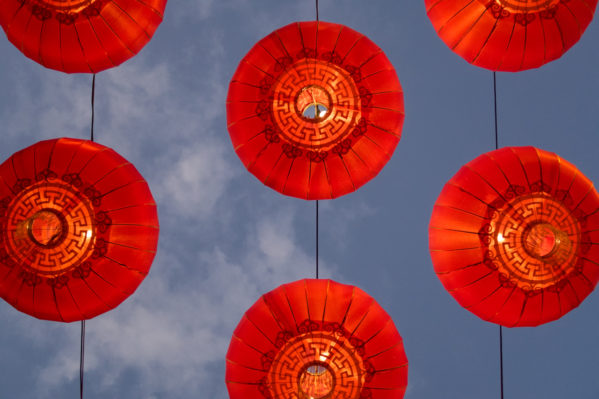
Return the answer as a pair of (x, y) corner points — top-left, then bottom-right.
(493, 71), (498, 150)
(80, 320), (86, 399)
(316, 200), (319, 279)
(80, 72), (96, 399)
(499, 325), (504, 399)
(493, 71), (503, 399)
(315, 0), (319, 21)
(91, 74), (96, 142)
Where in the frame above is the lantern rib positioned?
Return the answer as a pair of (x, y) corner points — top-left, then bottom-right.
(101, 255), (149, 275)
(340, 34), (366, 63)
(225, 358), (266, 372)
(365, 341), (408, 361)
(448, 270), (494, 293)
(97, 13), (135, 57)
(496, 19), (517, 71)
(262, 151), (284, 185)
(88, 18), (118, 68)
(437, 262), (485, 276)
(50, 286), (66, 322)
(369, 122), (402, 139)
(488, 286), (518, 324)
(464, 285), (502, 310)
(72, 23), (94, 72)
(435, 204), (487, 219)
(358, 50), (384, 69)
(472, 17), (501, 65)
(243, 314), (278, 347)
(229, 334), (268, 357)
(280, 158), (296, 195)
(511, 148), (533, 190)
(450, 5), (488, 51)
(282, 285), (300, 331)
(111, 0), (152, 38)
(91, 268), (127, 294)
(436, 1), (475, 34)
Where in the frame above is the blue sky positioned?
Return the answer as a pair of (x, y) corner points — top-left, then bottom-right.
(0, 1), (598, 398)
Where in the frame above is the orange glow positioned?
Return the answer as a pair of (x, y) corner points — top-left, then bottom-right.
(0, 138), (159, 322)
(227, 21), (404, 199)
(430, 147), (599, 326)
(226, 279), (408, 399)
(0, 0), (167, 73)
(425, 0), (598, 71)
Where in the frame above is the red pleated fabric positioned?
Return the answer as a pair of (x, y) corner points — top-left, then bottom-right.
(226, 279), (408, 399)
(425, 0), (598, 71)
(0, 138), (159, 322)
(429, 147), (599, 327)
(0, 0), (166, 73)
(227, 21), (404, 199)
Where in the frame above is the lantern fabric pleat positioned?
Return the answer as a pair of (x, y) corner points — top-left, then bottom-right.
(226, 279), (408, 399)
(425, 0), (598, 71)
(0, 138), (159, 322)
(227, 21), (404, 199)
(0, 0), (167, 73)
(429, 147), (599, 327)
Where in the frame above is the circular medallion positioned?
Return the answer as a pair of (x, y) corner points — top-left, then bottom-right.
(227, 21), (404, 199)
(488, 193), (579, 290)
(0, 138), (159, 322)
(268, 331), (364, 399)
(3, 181), (96, 277)
(28, 0), (98, 13)
(226, 279), (408, 399)
(271, 59), (361, 152)
(491, 0), (561, 13)
(429, 146), (599, 326)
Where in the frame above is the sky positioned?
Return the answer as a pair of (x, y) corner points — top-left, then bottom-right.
(0, 1), (598, 398)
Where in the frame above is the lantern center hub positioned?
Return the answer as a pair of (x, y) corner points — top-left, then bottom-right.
(523, 223), (562, 259)
(296, 85), (332, 122)
(27, 209), (66, 247)
(493, 0), (561, 13)
(299, 363), (334, 399)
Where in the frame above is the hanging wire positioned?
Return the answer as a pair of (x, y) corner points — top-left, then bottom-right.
(315, 0), (319, 21)
(90, 74), (96, 142)
(492, 71), (504, 399)
(80, 320), (86, 399)
(80, 72), (96, 399)
(499, 324), (504, 399)
(493, 72), (498, 151)
(316, 200), (319, 279)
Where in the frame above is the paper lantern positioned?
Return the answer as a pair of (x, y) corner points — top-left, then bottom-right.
(227, 21), (404, 199)
(425, 0), (598, 71)
(430, 147), (599, 326)
(226, 279), (408, 399)
(0, 138), (159, 321)
(0, 0), (166, 73)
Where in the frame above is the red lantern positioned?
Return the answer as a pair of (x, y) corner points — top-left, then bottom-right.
(0, 0), (166, 73)
(226, 279), (408, 399)
(429, 147), (599, 327)
(425, 0), (598, 71)
(0, 138), (159, 321)
(227, 21), (404, 199)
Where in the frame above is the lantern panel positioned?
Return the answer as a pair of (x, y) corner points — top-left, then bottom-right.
(425, 0), (598, 71)
(429, 146), (599, 326)
(227, 21), (404, 199)
(0, 138), (159, 322)
(0, 0), (166, 73)
(226, 279), (408, 399)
